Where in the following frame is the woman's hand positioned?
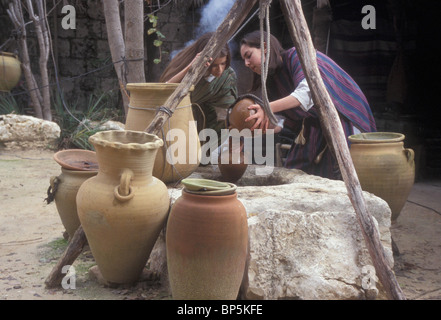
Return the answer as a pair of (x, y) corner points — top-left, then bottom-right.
(245, 104), (269, 133)
(190, 52), (213, 69)
(166, 53), (212, 83)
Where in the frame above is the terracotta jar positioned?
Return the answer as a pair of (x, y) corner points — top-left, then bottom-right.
(166, 178), (248, 299)
(218, 137), (248, 183)
(125, 83), (201, 184)
(226, 97), (257, 131)
(50, 168), (97, 240)
(0, 52), (21, 92)
(348, 132), (415, 221)
(76, 130), (170, 285)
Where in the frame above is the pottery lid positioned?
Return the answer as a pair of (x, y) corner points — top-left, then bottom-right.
(181, 178), (237, 196)
(53, 149), (99, 171)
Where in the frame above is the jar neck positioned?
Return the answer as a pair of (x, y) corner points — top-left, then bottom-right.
(94, 145), (157, 180)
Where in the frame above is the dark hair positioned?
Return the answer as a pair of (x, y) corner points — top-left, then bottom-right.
(159, 32), (232, 82)
(240, 31), (285, 92)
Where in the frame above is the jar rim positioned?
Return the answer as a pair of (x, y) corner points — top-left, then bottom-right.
(89, 130), (163, 150)
(348, 132), (405, 143)
(126, 82), (194, 92)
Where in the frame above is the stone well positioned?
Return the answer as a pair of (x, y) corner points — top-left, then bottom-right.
(148, 165), (394, 300)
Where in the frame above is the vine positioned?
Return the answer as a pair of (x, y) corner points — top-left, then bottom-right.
(147, 13), (166, 64)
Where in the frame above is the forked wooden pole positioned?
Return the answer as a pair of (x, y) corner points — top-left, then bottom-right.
(45, 0), (258, 288)
(279, 0), (405, 300)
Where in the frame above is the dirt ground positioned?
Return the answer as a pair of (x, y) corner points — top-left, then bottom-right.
(1, 148), (440, 300)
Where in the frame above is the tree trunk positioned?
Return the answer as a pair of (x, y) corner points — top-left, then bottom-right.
(124, 0), (145, 84)
(102, 0), (129, 116)
(7, 1), (44, 119)
(27, 0), (52, 121)
(280, 0), (405, 300)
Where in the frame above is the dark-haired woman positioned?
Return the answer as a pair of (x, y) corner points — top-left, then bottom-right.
(240, 31), (376, 180)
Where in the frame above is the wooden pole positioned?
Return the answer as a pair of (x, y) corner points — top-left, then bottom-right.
(279, 0), (405, 300)
(45, 0), (258, 288)
(45, 226), (87, 288)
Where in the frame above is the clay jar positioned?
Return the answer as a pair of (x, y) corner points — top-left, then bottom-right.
(349, 132), (415, 221)
(125, 83), (201, 184)
(166, 178), (248, 299)
(50, 168), (97, 240)
(218, 136), (248, 183)
(76, 130), (170, 285)
(0, 52), (21, 92)
(51, 149), (98, 240)
(227, 97), (257, 131)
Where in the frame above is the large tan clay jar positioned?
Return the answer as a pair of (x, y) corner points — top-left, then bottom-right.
(0, 52), (21, 92)
(125, 83), (201, 184)
(166, 179), (248, 299)
(349, 132), (415, 221)
(76, 130), (170, 285)
(50, 168), (97, 240)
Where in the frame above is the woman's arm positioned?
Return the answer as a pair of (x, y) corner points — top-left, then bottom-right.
(165, 61), (193, 83)
(165, 53), (212, 83)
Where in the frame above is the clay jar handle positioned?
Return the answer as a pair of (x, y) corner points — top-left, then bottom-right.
(404, 148), (414, 164)
(114, 169), (135, 202)
(50, 175), (59, 190)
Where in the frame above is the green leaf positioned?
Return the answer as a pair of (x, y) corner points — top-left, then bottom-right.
(147, 28), (156, 35)
(153, 40), (162, 47)
(156, 30), (165, 39)
(148, 14), (158, 27)
(154, 58), (161, 64)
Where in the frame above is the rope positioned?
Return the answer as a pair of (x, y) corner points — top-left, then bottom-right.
(258, 0), (278, 127)
(127, 103), (191, 112)
(44, 176), (59, 204)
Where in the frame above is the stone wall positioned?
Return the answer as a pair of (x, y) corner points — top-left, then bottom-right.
(0, 1), (200, 112)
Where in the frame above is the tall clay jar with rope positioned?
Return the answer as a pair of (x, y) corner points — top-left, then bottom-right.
(76, 130), (170, 285)
(125, 83), (201, 184)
